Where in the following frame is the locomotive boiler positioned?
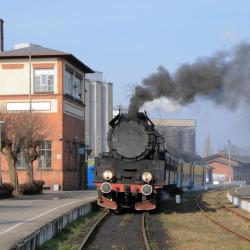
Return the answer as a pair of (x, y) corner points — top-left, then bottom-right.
(94, 112), (206, 211)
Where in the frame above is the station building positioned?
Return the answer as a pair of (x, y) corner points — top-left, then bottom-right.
(204, 152), (250, 184)
(0, 42), (94, 190)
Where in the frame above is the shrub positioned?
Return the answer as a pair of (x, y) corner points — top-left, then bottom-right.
(33, 180), (45, 193)
(0, 183), (14, 198)
(19, 180), (45, 195)
(19, 182), (37, 195)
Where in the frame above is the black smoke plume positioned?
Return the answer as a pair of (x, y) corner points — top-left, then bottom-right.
(128, 42), (250, 116)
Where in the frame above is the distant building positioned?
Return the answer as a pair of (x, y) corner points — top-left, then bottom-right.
(152, 119), (196, 155)
(85, 72), (113, 158)
(204, 152), (250, 184)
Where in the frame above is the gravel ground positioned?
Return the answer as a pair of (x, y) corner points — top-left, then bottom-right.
(86, 212), (145, 250)
(146, 211), (170, 250)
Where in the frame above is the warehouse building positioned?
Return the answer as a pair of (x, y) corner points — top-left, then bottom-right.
(152, 119), (196, 155)
(0, 40), (94, 190)
(85, 72), (113, 158)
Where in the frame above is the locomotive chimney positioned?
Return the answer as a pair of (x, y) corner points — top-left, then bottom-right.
(0, 18), (3, 52)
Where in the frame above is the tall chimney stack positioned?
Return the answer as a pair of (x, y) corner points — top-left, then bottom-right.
(0, 19), (4, 52)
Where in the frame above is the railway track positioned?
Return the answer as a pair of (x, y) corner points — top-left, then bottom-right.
(196, 190), (250, 242)
(78, 211), (151, 250)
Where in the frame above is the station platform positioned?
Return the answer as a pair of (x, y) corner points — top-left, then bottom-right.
(235, 185), (250, 198)
(0, 190), (97, 250)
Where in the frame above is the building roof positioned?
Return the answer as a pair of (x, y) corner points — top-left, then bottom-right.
(229, 155), (250, 164)
(0, 44), (94, 73)
(204, 153), (250, 166)
(151, 118), (196, 127)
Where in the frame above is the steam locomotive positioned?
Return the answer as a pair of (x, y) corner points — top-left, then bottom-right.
(94, 112), (206, 211)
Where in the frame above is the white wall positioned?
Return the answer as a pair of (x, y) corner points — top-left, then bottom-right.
(1, 99), (58, 113)
(0, 58), (58, 95)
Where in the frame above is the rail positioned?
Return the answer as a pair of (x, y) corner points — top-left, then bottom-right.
(142, 213), (151, 250)
(196, 194), (250, 242)
(216, 191), (250, 222)
(78, 210), (110, 250)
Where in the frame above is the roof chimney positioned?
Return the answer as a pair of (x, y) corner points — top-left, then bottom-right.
(0, 19), (3, 52)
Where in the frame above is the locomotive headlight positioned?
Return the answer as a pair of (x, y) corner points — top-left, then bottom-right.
(141, 184), (153, 196)
(142, 172), (153, 183)
(103, 170), (113, 180)
(100, 182), (112, 193)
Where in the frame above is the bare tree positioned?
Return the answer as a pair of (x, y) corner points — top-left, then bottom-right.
(0, 112), (24, 192)
(19, 112), (52, 183)
(203, 133), (213, 157)
(0, 109), (52, 190)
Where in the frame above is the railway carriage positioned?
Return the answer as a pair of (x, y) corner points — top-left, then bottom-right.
(94, 112), (207, 211)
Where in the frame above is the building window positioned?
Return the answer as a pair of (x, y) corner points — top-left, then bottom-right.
(34, 69), (54, 93)
(64, 66), (83, 101)
(17, 151), (26, 169)
(38, 141), (51, 169)
(64, 70), (73, 95)
(74, 75), (82, 100)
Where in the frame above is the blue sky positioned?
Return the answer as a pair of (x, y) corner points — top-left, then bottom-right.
(1, 0), (250, 154)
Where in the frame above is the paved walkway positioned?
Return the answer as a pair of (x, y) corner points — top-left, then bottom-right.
(0, 190), (97, 250)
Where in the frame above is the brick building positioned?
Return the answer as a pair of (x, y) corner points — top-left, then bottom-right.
(0, 43), (94, 190)
(204, 152), (250, 184)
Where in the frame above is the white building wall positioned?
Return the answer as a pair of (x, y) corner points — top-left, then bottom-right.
(0, 57), (58, 95)
(85, 79), (90, 148)
(95, 83), (102, 156)
(1, 99), (58, 113)
(0, 57), (60, 113)
(85, 72), (113, 158)
(102, 83), (113, 152)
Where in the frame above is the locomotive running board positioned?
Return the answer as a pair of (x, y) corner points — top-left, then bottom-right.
(135, 200), (156, 211)
(98, 197), (118, 210)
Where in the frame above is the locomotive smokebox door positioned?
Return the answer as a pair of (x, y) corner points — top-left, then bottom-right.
(109, 119), (154, 160)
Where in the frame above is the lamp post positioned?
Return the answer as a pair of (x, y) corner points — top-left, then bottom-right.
(227, 139), (231, 183)
(0, 121), (5, 186)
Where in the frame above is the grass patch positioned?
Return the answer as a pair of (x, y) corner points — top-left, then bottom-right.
(159, 191), (250, 250)
(150, 241), (159, 250)
(38, 210), (106, 250)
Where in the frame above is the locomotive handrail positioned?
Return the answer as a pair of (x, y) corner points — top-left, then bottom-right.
(144, 111), (155, 128)
(109, 113), (121, 127)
